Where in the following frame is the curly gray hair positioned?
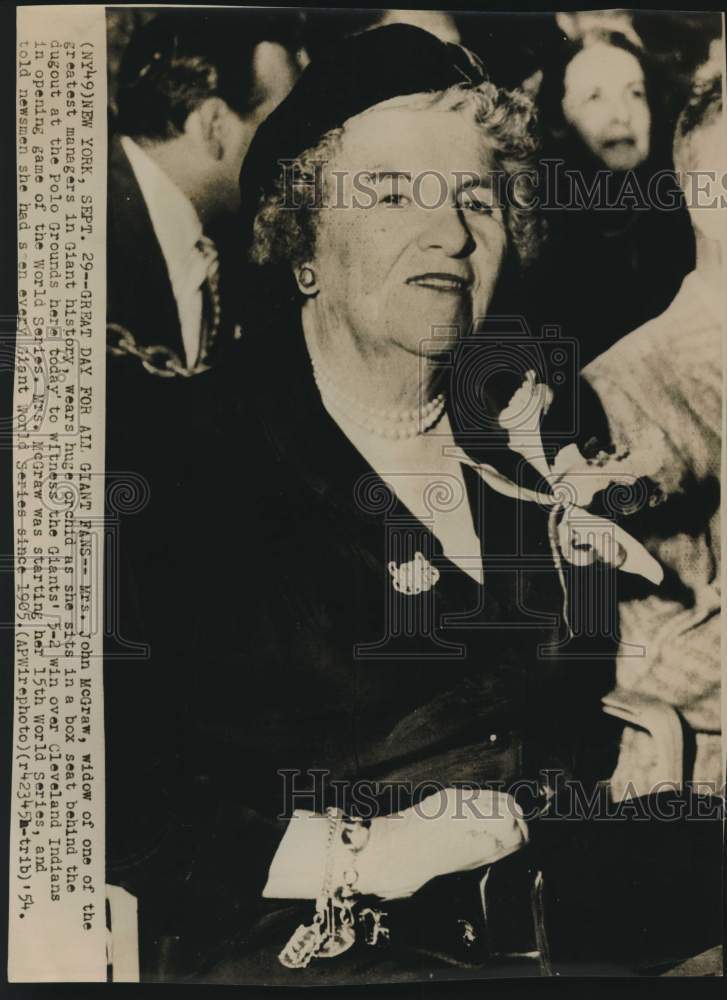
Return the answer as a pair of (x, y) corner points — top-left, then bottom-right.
(251, 81), (543, 270)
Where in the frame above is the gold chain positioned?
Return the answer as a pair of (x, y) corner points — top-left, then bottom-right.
(107, 323), (210, 378)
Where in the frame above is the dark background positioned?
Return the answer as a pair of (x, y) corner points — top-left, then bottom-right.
(105, 7), (721, 107)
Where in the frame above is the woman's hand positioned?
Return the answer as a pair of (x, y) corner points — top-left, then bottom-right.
(357, 788), (528, 901)
(263, 789), (527, 901)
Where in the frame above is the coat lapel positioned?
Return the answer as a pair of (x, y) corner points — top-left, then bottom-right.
(250, 327), (530, 626)
(107, 133), (184, 355)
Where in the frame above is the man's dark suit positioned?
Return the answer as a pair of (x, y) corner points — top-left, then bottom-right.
(104, 134), (245, 917)
(107, 132), (244, 367)
(107, 134), (183, 359)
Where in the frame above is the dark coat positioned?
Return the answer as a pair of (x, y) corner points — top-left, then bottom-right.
(105, 318), (722, 983)
(525, 146), (695, 368)
(107, 132), (245, 361)
(103, 134), (249, 911)
(105, 316), (624, 979)
(104, 131), (247, 673)
(107, 133), (182, 358)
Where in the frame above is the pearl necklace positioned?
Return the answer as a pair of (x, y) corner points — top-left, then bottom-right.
(312, 362), (446, 440)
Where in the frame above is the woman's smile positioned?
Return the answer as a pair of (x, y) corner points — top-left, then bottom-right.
(405, 272), (472, 293)
(601, 134), (636, 149)
(306, 105), (506, 361)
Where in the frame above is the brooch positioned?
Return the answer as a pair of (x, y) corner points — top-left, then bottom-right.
(387, 552), (440, 595)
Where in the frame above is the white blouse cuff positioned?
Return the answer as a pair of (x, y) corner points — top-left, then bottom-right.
(262, 809), (328, 899)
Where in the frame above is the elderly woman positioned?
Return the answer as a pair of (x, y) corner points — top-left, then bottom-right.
(107, 25), (721, 984)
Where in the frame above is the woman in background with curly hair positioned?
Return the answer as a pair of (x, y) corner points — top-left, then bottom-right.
(529, 30), (695, 365)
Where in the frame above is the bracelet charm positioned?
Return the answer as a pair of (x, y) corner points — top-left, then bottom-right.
(278, 808), (364, 969)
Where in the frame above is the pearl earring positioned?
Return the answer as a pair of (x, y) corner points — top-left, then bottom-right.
(299, 266), (316, 289)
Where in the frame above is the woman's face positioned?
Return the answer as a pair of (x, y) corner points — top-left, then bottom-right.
(304, 105), (507, 359)
(562, 42), (651, 171)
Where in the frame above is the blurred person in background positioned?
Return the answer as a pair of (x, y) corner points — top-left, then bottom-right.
(108, 8), (301, 376)
(578, 66), (724, 792)
(529, 30), (695, 365)
(556, 9), (642, 49)
(103, 9), (301, 895)
(454, 10), (720, 97)
(551, 11), (718, 101)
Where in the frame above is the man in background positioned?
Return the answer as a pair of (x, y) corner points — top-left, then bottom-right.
(108, 9), (300, 374)
(581, 66), (724, 792)
(103, 10), (301, 917)
(105, 8), (301, 659)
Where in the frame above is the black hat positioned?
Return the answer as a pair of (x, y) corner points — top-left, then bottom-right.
(239, 24), (485, 246)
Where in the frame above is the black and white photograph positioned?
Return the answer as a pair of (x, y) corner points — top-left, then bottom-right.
(7, 4), (726, 988)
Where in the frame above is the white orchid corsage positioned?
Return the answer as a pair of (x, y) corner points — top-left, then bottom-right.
(454, 370), (664, 634)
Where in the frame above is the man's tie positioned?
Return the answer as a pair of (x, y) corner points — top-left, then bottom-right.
(195, 234), (221, 369)
(107, 234), (223, 378)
